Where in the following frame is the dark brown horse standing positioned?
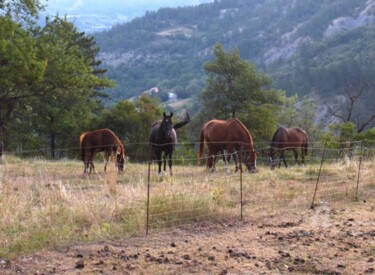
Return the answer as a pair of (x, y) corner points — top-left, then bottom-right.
(80, 128), (125, 174)
(149, 111), (190, 175)
(199, 118), (257, 172)
(269, 126), (308, 169)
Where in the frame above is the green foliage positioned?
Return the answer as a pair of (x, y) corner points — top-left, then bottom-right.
(195, 43), (285, 142)
(0, 16), (46, 126)
(356, 127), (375, 141)
(2, 14), (113, 158)
(201, 43), (272, 118)
(0, 0), (43, 23)
(329, 122), (356, 142)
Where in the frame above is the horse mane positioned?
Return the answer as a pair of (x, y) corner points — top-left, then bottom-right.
(110, 130), (125, 156)
(229, 118), (254, 146)
(294, 127), (307, 135)
(270, 127), (285, 147)
(294, 127), (308, 155)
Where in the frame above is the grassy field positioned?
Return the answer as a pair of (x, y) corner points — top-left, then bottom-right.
(0, 154), (374, 259)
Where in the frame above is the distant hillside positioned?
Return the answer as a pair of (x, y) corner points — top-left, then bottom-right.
(94, 0), (375, 113)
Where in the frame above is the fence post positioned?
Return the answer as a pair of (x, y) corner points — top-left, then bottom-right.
(240, 168), (243, 221)
(310, 142), (327, 209)
(355, 141), (364, 201)
(146, 161), (151, 236)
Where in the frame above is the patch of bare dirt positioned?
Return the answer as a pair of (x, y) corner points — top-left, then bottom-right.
(1, 200), (374, 274)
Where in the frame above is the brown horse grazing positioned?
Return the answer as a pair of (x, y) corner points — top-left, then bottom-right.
(199, 118), (257, 172)
(269, 127), (308, 169)
(80, 129), (125, 174)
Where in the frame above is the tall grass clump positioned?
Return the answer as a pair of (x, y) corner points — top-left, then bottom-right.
(0, 157), (147, 258)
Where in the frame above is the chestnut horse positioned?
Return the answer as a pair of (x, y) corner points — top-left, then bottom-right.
(80, 128), (125, 174)
(149, 111), (190, 175)
(269, 126), (308, 169)
(199, 118), (257, 172)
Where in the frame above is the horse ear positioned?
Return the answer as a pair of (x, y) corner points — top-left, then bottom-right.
(170, 112), (173, 118)
(163, 112), (166, 118)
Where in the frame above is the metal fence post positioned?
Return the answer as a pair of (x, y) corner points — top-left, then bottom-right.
(240, 168), (243, 221)
(146, 161), (151, 236)
(310, 142), (327, 209)
(355, 141), (364, 201)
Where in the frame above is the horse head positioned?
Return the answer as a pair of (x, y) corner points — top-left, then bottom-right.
(244, 149), (257, 172)
(161, 112), (174, 140)
(116, 145), (125, 173)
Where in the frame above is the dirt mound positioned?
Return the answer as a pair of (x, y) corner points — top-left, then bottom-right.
(1, 200), (374, 274)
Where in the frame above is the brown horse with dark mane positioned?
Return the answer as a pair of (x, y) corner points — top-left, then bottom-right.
(199, 118), (257, 172)
(269, 126), (308, 169)
(80, 128), (125, 174)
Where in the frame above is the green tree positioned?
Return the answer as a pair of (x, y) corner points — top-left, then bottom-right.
(4, 16), (114, 158)
(197, 43), (285, 141)
(1, 0), (43, 22)
(36, 17), (113, 158)
(0, 16), (46, 133)
(201, 43), (273, 119)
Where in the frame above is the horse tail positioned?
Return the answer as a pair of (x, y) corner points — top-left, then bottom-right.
(294, 127), (308, 155)
(198, 125), (205, 159)
(173, 111), (190, 130)
(79, 132), (88, 160)
(79, 132), (87, 145)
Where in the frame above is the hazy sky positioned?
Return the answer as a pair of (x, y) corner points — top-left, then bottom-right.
(40, 0), (213, 32)
(41, 0), (212, 13)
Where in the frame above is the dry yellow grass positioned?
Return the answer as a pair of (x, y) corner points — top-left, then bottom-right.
(0, 154), (374, 258)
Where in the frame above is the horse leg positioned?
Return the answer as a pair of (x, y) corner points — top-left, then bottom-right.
(223, 150), (231, 173)
(232, 151), (238, 172)
(301, 148), (305, 165)
(83, 151), (89, 174)
(156, 151), (162, 174)
(293, 149), (299, 165)
(280, 150), (287, 168)
(104, 151), (110, 173)
(168, 151), (173, 176)
(163, 153), (167, 174)
(207, 149), (215, 172)
(90, 151), (98, 174)
(238, 150), (243, 172)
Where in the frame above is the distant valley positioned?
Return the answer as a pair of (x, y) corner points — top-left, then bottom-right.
(41, 0), (213, 33)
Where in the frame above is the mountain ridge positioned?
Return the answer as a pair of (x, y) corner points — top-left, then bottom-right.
(93, 0), (375, 117)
